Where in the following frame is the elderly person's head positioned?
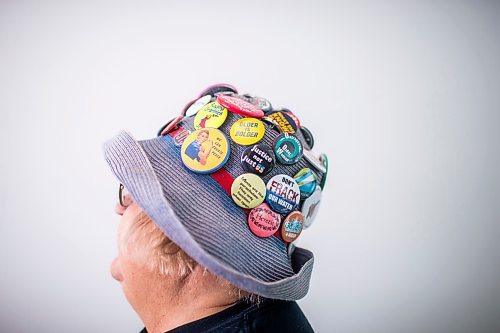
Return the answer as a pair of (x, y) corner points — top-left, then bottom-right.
(104, 84), (328, 333)
(112, 199), (254, 330)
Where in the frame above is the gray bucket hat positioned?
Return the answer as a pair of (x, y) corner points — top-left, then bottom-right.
(103, 85), (328, 300)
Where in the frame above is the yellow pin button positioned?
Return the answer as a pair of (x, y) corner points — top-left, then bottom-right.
(181, 128), (230, 174)
(193, 101), (228, 130)
(231, 173), (266, 209)
(229, 117), (265, 146)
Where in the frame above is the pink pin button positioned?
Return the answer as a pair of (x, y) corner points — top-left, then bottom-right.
(248, 203), (281, 238)
(217, 95), (264, 118)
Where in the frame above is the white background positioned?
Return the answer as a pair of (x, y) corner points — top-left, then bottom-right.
(1, 1), (500, 332)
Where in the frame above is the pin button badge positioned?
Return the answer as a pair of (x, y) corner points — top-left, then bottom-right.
(248, 203), (281, 238)
(230, 117), (265, 145)
(231, 173), (266, 209)
(284, 111), (301, 128)
(194, 102), (228, 130)
(198, 83), (238, 97)
(240, 144), (275, 176)
(261, 116), (282, 133)
(273, 133), (303, 165)
(303, 149), (327, 173)
(217, 95), (264, 118)
(293, 168), (317, 199)
(301, 186), (322, 229)
(242, 94), (273, 112)
(265, 174), (301, 214)
(319, 153), (328, 188)
(266, 111), (297, 133)
(299, 126), (314, 150)
(214, 90), (236, 97)
(181, 128), (230, 174)
(173, 128), (191, 146)
(281, 211), (304, 242)
(184, 95), (212, 117)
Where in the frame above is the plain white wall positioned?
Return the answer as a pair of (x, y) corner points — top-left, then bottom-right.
(1, 1), (500, 332)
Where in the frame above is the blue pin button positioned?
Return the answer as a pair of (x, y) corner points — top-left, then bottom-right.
(294, 168), (317, 199)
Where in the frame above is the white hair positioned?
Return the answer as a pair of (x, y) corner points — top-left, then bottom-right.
(120, 210), (261, 303)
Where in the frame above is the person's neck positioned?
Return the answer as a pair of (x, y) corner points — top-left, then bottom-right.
(134, 270), (239, 333)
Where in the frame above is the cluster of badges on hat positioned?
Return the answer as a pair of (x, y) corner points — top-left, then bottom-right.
(173, 84), (327, 245)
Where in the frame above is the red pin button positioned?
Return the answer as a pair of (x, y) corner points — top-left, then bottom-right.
(217, 95), (264, 118)
(248, 203), (281, 238)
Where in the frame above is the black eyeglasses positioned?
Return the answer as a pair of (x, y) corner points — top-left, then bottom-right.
(118, 183), (131, 207)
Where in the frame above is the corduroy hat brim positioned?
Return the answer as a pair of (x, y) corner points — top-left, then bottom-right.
(103, 112), (318, 300)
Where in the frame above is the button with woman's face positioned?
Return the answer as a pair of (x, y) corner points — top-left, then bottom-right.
(181, 128), (230, 174)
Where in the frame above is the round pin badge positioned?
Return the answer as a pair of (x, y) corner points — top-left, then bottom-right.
(248, 203), (281, 238)
(273, 133), (303, 165)
(303, 149), (327, 173)
(254, 96), (273, 112)
(184, 95), (212, 117)
(173, 128), (191, 146)
(265, 111), (297, 133)
(265, 174), (301, 214)
(217, 95), (264, 118)
(293, 168), (317, 199)
(231, 173), (266, 209)
(319, 153), (329, 188)
(299, 126), (315, 150)
(181, 128), (230, 174)
(240, 144), (275, 176)
(230, 117), (265, 145)
(193, 102), (228, 130)
(261, 116), (282, 133)
(281, 211), (304, 242)
(198, 83), (238, 97)
(301, 186), (322, 229)
(285, 111), (301, 128)
(214, 90), (236, 97)
(242, 94), (273, 112)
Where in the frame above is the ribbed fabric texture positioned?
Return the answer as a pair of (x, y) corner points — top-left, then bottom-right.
(141, 135), (294, 282)
(177, 111), (325, 192)
(103, 110), (323, 300)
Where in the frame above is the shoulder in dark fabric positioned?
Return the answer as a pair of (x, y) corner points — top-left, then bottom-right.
(140, 298), (314, 333)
